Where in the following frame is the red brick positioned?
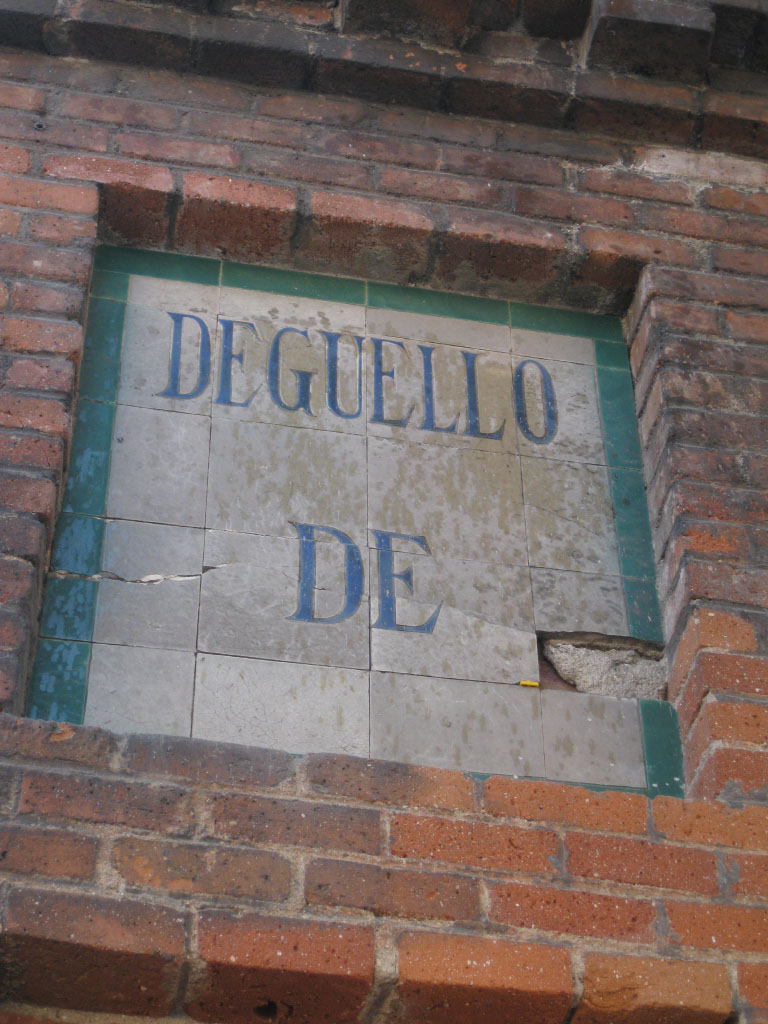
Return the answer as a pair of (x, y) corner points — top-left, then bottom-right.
(582, 167), (693, 204)
(4, 354), (75, 393)
(484, 777), (648, 833)
(318, 127), (439, 171)
(122, 732), (295, 790)
(260, 93), (366, 126)
(380, 165), (504, 207)
(0, 556), (35, 605)
(440, 146), (564, 186)
(100, 181), (170, 248)
(306, 857), (481, 921)
(115, 67), (252, 111)
(380, 107), (495, 148)
(0, 473), (57, 522)
(0, 241), (90, 286)
(0, 608), (26, 653)
(677, 653), (768, 738)
(397, 932), (572, 1024)
(0, 144), (30, 174)
(727, 311), (768, 343)
(0, 515), (47, 563)
(0, 110), (110, 153)
(390, 813), (558, 873)
(490, 881), (656, 940)
(712, 247), (768, 278)
(244, 145), (374, 191)
(573, 954), (732, 1024)
(686, 701), (768, 776)
(739, 963), (768, 1011)
(690, 747), (768, 801)
(0, 209), (21, 236)
(653, 793), (768, 851)
(0, 825), (97, 880)
(0, 396), (69, 438)
(210, 792), (380, 854)
(0, 84), (44, 112)
(572, 73), (696, 146)
(27, 213), (97, 246)
(703, 186), (768, 218)
(304, 753), (475, 811)
(515, 185), (633, 226)
(726, 851), (768, 899)
(176, 173), (296, 263)
(0, 317), (83, 357)
(668, 608), (758, 702)
(117, 133), (239, 169)
(10, 281), (84, 319)
(298, 190), (432, 283)
(0, 174), (97, 215)
(0, 715), (116, 769)
(5, 888), (185, 1015)
(56, 93), (179, 131)
(19, 770), (195, 835)
(666, 901), (768, 953)
(42, 153), (173, 193)
(581, 224), (700, 269)
(189, 912), (374, 1024)
(184, 109), (310, 148)
(112, 837), (292, 901)
(566, 833), (718, 894)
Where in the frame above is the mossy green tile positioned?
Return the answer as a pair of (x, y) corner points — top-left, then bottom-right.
(223, 262), (365, 305)
(610, 468), (657, 580)
(26, 638), (90, 724)
(597, 366), (643, 469)
(94, 245), (220, 285)
(640, 699), (684, 798)
(624, 576), (664, 645)
(51, 513), (105, 577)
(62, 399), (115, 516)
(509, 302), (623, 342)
(79, 298), (125, 402)
(368, 282), (508, 324)
(89, 269), (129, 302)
(595, 339), (631, 370)
(39, 576), (98, 642)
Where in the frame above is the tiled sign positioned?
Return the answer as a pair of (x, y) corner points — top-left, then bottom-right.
(29, 247), (677, 792)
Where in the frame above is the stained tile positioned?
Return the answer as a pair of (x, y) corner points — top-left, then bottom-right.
(192, 652), (369, 755)
(609, 468), (656, 580)
(51, 513), (104, 576)
(367, 307), (511, 354)
(62, 399), (115, 516)
(84, 644), (194, 736)
(596, 367), (643, 469)
(522, 457), (620, 575)
(39, 576), (98, 642)
(624, 577), (664, 644)
(127, 271), (220, 315)
(640, 699), (684, 797)
(105, 405), (210, 527)
(101, 521), (204, 580)
(541, 690), (646, 788)
(222, 262), (365, 305)
(95, 245), (220, 286)
(509, 301), (623, 343)
(531, 568), (628, 635)
(219, 286), (366, 334)
(515, 358), (604, 464)
(511, 328), (595, 364)
(27, 639), (90, 724)
(92, 576), (200, 650)
(370, 672), (544, 776)
(368, 282), (508, 325)
(78, 298), (125, 403)
(368, 436), (527, 565)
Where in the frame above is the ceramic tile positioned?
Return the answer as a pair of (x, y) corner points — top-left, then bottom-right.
(219, 286), (366, 334)
(90, 269), (129, 302)
(198, 530), (369, 670)
(101, 521), (204, 580)
(511, 328), (595, 364)
(595, 339), (630, 371)
(531, 568), (628, 635)
(509, 301), (623, 343)
(26, 639), (90, 723)
(39, 576), (98, 642)
(84, 643), (194, 736)
(522, 457), (620, 575)
(93, 576), (200, 650)
(192, 652), (369, 755)
(95, 245), (220, 285)
(367, 307), (511, 354)
(364, 337), (516, 452)
(206, 419), (367, 540)
(609, 468), (656, 580)
(368, 436), (527, 565)
(105, 405), (210, 527)
(370, 672), (544, 776)
(541, 690), (646, 788)
(78, 298), (125, 403)
(127, 272), (220, 316)
(368, 282), (508, 325)
(515, 358), (604, 464)
(51, 513), (104, 576)
(62, 399), (115, 516)
(639, 699), (684, 797)
(624, 577), (664, 644)
(222, 262), (365, 305)
(596, 367), (643, 469)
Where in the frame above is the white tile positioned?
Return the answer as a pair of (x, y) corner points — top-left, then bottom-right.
(192, 652), (369, 755)
(367, 307), (511, 354)
(84, 643), (194, 736)
(511, 328), (595, 364)
(127, 274), (220, 316)
(515, 358), (604, 464)
(93, 576), (200, 650)
(219, 286), (366, 334)
(370, 672), (544, 776)
(101, 520), (204, 580)
(531, 568), (628, 636)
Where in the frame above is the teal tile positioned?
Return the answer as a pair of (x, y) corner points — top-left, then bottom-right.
(89, 269), (129, 302)
(639, 699), (684, 798)
(51, 513), (105, 577)
(510, 302), (623, 342)
(595, 339), (630, 370)
(368, 282), (508, 324)
(624, 577), (664, 645)
(94, 245), (220, 286)
(79, 298), (125, 402)
(62, 399), (115, 516)
(223, 261), (365, 305)
(596, 367), (643, 469)
(610, 469), (657, 580)
(26, 639), (90, 724)
(39, 576), (98, 642)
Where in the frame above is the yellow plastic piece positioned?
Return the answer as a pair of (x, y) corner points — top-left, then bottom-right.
(518, 679), (540, 687)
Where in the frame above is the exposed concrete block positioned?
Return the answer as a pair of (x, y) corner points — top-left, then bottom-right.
(543, 639), (666, 700)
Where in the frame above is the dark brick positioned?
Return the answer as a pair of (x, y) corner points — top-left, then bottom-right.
(521, 0), (589, 38)
(0, 0), (56, 51)
(340, 0), (473, 49)
(196, 17), (310, 89)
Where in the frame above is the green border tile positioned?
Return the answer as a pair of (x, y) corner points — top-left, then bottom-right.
(94, 245), (220, 286)
(510, 302), (623, 342)
(639, 699), (684, 798)
(223, 261), (365, 305)
(596, 366), (643, 469)
(62, 399), (116, 517)
(368, 282), (508, 325)
(610, 468), (657, 580)
(51, 513), (105, 577)
(78, 298), (125, 402)
(89, 269), (129, 302)
(26, 639), (91, 723)
(623, 576), (664, 644)
(595, 339), (630, 370)
(39, 576), (98, 642)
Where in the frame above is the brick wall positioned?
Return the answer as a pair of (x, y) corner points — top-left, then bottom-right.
(0, 4), (767, 1017)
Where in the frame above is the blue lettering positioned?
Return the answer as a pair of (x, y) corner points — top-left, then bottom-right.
(418, 345), (459, 434)
(370, 337), (413, 428)
(159, 312), (211, 400)
(514, 359), (558, 444)
(462, 351), (505, 440)
(268, 327), (315, 416)
(215, 319), (258, 407)
(289, 522), (364, 624)
(324, 332), (364, 420)
(372, 530), (441, 633)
